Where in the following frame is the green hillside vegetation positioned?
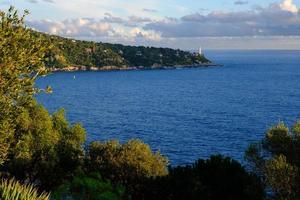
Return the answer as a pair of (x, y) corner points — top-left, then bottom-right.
(104, 43), (210, 67)
(39, 33), (210, 69)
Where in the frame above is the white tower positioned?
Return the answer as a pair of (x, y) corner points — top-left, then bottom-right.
(199, 47), (202, 55)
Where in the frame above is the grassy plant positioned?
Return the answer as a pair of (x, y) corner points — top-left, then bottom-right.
(0, 179), (50, 200)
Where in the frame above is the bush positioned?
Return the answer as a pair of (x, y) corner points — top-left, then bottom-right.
(141, 155), (265, 200)
(52, 172), (126, 200)
(6, 103), (86, 190)
(87, 139), (168, 197)
(0, 178), (49, 200)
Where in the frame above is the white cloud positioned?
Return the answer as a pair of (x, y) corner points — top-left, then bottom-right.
(27, 16), (161, 44)
(27, 18), (113, 37)
(280, 0), (298, 13)
(129, 27), (161, 41)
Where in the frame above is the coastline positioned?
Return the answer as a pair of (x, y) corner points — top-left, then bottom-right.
(50, 63), (222, 72)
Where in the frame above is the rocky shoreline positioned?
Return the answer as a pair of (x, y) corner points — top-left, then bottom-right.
(50, 63), (221, 72)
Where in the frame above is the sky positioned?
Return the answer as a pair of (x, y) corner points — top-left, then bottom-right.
(0, 0), (300, 50)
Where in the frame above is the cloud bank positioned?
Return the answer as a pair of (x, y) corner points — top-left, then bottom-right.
(26, 0), (300, 49)
(146, 0), (300, 37)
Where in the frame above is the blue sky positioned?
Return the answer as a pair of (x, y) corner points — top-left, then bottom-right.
(1, 0), (300, 49)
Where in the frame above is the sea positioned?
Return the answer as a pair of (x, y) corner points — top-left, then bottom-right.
(36, 50), (300, 165)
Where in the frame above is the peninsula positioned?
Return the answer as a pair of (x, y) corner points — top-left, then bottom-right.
(38, 32), (214, 71)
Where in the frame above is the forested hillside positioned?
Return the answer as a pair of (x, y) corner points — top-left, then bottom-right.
(39, 33), (210, 70)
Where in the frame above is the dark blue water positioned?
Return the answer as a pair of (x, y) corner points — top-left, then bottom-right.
(36, 50), (300, 165)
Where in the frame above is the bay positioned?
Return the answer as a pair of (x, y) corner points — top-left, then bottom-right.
(36, 50), (300, 165)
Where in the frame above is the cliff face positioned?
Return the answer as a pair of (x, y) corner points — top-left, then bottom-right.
(40, 32), (211, 70)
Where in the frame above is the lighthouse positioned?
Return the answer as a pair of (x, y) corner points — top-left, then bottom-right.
(199, 47), (203, 55)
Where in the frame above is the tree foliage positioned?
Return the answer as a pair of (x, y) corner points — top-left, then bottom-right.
(140, 155), (264, 200)
(0, 6), (50, 165)
(0, 8), (86, 190)
(265, 155), (298, 200)
(6, 104), (86, 190)
(246, 121), (300, 200)
(52, 172), (126, 200)
(87, 139), (168, 197)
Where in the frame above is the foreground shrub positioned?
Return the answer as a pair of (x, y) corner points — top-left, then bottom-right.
(87, 139), (168, 197)
(52, 172), (126, 200)
(0, 178), (49, 200)
(141, 155), (265, 200)
(5, 104), (86, 190)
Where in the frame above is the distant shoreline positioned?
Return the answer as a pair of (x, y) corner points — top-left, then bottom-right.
(50, 63), (222, 72)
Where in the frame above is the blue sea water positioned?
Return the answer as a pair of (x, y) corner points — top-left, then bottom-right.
(36, 50), (300, 165)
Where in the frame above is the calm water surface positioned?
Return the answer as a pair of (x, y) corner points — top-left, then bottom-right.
(37, 50), (300, 165)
